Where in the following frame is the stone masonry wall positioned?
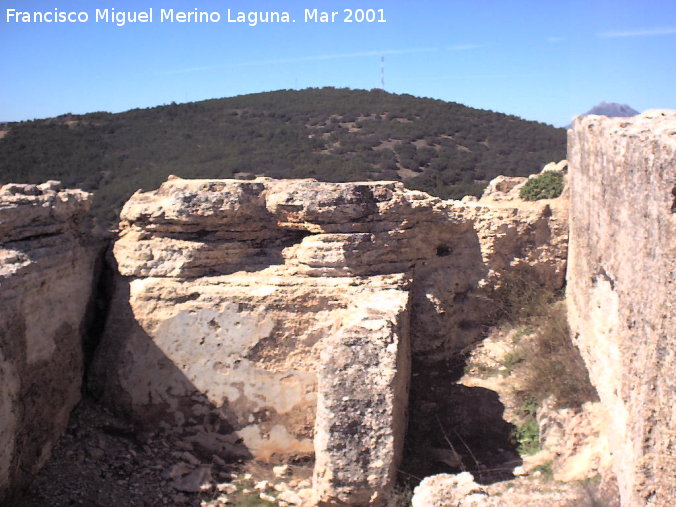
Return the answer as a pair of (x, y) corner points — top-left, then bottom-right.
(567, 111), (675, 506)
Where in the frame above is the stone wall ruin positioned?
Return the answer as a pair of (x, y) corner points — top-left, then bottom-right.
(0, 168), (573, 504)
(88, 176), (567, 504)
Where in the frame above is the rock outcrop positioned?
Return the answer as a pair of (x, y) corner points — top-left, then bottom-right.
(0, 182), (98, 502)
(84, 178), (566, 504)
(412, 166), (569, 364)
(411, 472), (487, 507)
(90, 179), (435, 503)
(567, 110), (676, 506)
(478, 160), (568, 204)
(90, 176), (568, 504)
(536, 398), (613, 483)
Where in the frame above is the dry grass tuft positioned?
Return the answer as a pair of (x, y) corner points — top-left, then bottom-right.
(517, 301), (598, 409)
(487, 272), (598, 410)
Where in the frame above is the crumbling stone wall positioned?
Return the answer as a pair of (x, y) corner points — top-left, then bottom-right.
(567, 111), (676, 506)
(0, 182), (98, 502)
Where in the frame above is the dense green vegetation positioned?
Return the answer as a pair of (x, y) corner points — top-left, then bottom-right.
(519, 170), (564, 201)
(0, 87), (566, 225)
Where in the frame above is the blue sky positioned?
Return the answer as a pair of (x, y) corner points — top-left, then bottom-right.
(1, 0), (675, 126)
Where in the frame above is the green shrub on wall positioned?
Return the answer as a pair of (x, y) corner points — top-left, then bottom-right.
(519, 171), (564, 201)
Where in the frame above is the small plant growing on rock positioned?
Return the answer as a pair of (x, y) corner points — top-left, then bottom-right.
(500, 350), (525, 374)
(533, 461), (554, 480)
(514, 399), (541, 455)
(515, 417), (540, 455)
(519, 171), (564, 201)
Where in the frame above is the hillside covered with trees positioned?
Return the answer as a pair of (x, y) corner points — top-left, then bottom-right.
(0, 87), (566, 224)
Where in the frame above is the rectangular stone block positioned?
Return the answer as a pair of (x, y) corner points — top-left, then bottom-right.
(312, 288), (410, 505)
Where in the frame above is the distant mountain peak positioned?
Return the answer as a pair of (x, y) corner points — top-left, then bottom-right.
(583, 102), (639, 118)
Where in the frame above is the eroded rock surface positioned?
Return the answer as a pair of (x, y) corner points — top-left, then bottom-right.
(567, 110), (676, 506)
(411, 472), (487, 507)
(411, 169), (569, 364)
(90, 176), (568, 504)
(536, 398), (613, 483)
(479, 160), (568, 204)
(312, 288), (410, 505)
(91, 179), (441, 503)
(0, 182), (98, 502)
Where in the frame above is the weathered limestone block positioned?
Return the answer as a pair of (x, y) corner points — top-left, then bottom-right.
(411, 194), (569, 362)
(567, 110), (676, 506)
(112, 178), (457, 279)
(0, 181), (91, 242)
(480, 175), (528, 201)
(411, 472), (487, 507)
(312, 287), (410, 505)
(0, 182), (97, 502)
(91, 176), (570, 504)
(408, 159), (570, 364)
(92, 179), (450, 503)
(92, 270), (411, 466)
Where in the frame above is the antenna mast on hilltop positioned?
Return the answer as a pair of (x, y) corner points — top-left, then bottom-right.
(381, 56), (385, 90)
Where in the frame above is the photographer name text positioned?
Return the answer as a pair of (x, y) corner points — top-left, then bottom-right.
(4, 8), (388, 27)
